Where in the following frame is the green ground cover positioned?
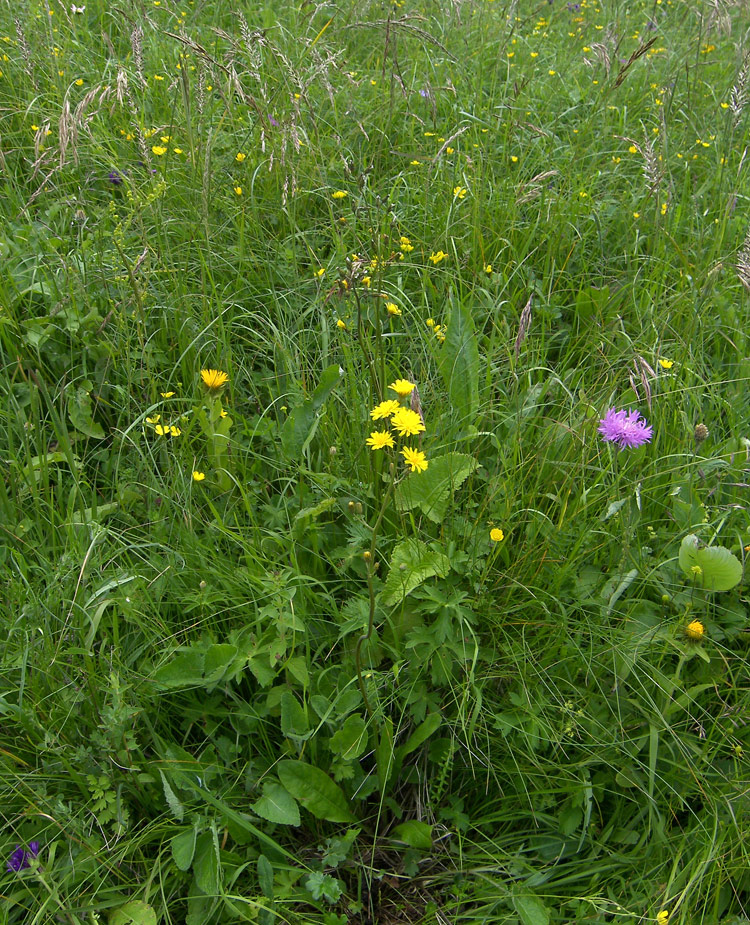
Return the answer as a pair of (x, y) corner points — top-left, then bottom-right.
(1, 0), (749, 922)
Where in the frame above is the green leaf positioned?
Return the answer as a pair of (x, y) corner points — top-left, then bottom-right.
(193, 830), (220, 895)
(438, 299), (479, 422)
(376, 717), (394, 791)
(251, 781), (301, 826)
(390, 820), (433, 849)
(512, 894), (551, 925)
(678, 535), (743, 591)
(68, 387), (105, 439)
(396, 713), (442, 761)
(280, 690), (311, 740)
(109, 901), (157, 925)
(381, 540), (451, 606)
(277, 760), (355, 823)
(329, 714), (368, 760)
(395, 452), (478, 523)
(159, 770), (184, 821)
(171, 826), (197, 871)
(153, 650), (205, 689)
(281, 365), (341, 459)
(257, 855), (275, 899)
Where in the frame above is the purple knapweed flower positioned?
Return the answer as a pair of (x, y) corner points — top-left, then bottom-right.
(598, 408), (653, 449)
(7, 842), (39, 872)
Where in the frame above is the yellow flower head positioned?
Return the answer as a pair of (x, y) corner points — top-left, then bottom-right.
(386, 302), (401, 316)
(400, 236), (414, 252)
(146, 414), (161, 424)
(484, 264), (493, 274)
(366, 430), (395, 451)
(362, 276), (372, 288)
(332, 190), (348, 200)
(235, 152), (246, 162)
(659, 358), (674, 370)
(426, 318), (435, 328)
(388, 378), (416, 398)
(161, 391), (175, 398)
(336, 318), (347, 330)
(370, 400), (401, 420)
(656, 912), (669, 925)
(685, 620), (704, 641)
(201, 368), (229, 390)
(401, 446), (428, 472)
(429, 250), (448, 265)
(391, 408), (425, 437)
(151, 145), (167, 156)
(234, 186), (243, 196)
(490, 528), (505, 542)
(453, 186), (467, 199)
(154, 423), (181, 436)
(192, 470), (206, 481)
(315, 267), (326, 278)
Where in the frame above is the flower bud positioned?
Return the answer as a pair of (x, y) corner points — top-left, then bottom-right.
(685, 619), (704, 640)
(694, 423), (709, 444)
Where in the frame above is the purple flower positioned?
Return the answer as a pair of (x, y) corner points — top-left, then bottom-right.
(598, 408), (653, 449)
(108, 170), (124, 186)
(267, 115), (279, 127)
(419, 89), (429, 98)
(7, 842), (39, 872)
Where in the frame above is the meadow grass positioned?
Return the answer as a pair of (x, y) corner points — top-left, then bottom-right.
(1, 0), (749, 922)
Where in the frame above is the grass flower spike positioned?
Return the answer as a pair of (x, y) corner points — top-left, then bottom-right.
(391, 408), (425, 437)
(401, 446), (428, 472)
(201, 368), (229, 390)
(598, 408), (653, 449)
(366, 431), (394, 450)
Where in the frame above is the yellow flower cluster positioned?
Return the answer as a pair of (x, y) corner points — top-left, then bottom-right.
(365, 379), (428, 472)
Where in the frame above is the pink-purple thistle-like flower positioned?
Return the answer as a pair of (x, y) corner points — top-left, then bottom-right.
(598, 408), (653, 449)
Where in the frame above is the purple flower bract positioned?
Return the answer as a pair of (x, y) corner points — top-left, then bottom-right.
(598, 408), (653, 449)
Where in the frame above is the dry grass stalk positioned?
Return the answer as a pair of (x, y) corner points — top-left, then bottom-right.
(737, 227), (750, 291)
(516, 170), (558, 205)
(613, 37), (657, 88)
(130, 24), (146, 86)
(587, 42), (611, 76)
(514, 295), (533, 359)
(14, 18), (36, 88)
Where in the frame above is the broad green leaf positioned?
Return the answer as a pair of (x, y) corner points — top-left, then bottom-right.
(512, 894), (551, 925)
(396, 713), (442, 761)
(395, 453), (478, 523)
(69, 387), (105, 439)
(203, 644), (240, 684)
(251, 782), (301, 826)
(159, 770), (184, 821)
(109, 901), (157, 925)
(280, 691), (311, 740)
(390, 820), (433, 850)
(438, 299), (479, 422)
(171, 826), (197, 871)
(376, 717), (394, 791)
(281, 365), (341, 459)
(257, 855), (275, 898)
(153, 650), (205, 689)
(329, 714), (368, 761)
(277, 760), (355, 823)
(678, 535), (743, 592)
(381, 540), (451, 606)
(193, 830), (220, 895)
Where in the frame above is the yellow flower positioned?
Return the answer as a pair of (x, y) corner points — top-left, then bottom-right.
(362, 275), (371, 288)
(629, 144), (638, 154)
(169, 425), (181, 436)
(173, 147), (183, 154)
(388, 378), (416, 398)
(331, 190), (348, 199)
(336, 318), (347, 330)
(386, 302), (401, 316)
(401, 446), (428, 472)
(234, 186), (242, 196)
(366, 430), (395, 451)
(484, 264), (492, 274)
(315, 267), (325, 278)
(659, 358), (674, 370)
(400, 236), (414, 252)
(160, 391), (175, 398)
(370, 400), (400, 420)
(410, 159), (420, 166)
(656, 911), (669, 925)
(201, 368), (229, 390)
(391, 408), (425, 437)
(445, 147), (454, 154)
(235, 152), (246, 162)
(154, 423), (181, 436)
(151, 145), (167, 155)
(661, 202), (668, 215)
(685, 620), (704, 641)
(146, 414), (161, 424)
(429, 250), (448, 265)
(75, 78), (84, 86)
(426, 318), (435, 328)
(453, 186), (467, 199)
(490, 528), (505, 542)
(192, 470), (206, 481)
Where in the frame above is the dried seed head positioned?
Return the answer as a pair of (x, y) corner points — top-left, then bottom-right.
(694, 423), (709, 444)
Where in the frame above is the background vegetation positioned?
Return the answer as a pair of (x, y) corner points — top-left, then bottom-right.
(1, 0), (749, 922)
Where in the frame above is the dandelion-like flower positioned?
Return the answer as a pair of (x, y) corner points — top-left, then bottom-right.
(201, 369), (229, 390)
(685, 620), (704, 640)
(401, 446), (428, 472)
(391, 408), (425, 437)
(366, 431), (394, 451)
(598, 408), (653, 449)
(388, 378), (416, 398)
(331, 190), (348, 200)
(490, 528), (505, 542)
(370, 400), (401, 421)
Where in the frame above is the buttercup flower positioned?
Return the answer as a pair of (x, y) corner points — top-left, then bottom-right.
(201, 369), (229, 390)
(391, 408), (425, 437)
(145, 414), (161, 424)
(7, 842), (39, 872)
(366, 430), (395, 451)
(370, 400), (400, 420)
(155, 423), (181, 436)
(598, 408), (653, 449)
(160, 391), (175, 398)
(151, 145), (167, 156)
(336, 319), (347, 330)
(235, 152), (246, 162)
(490, 528), (505, 542)
(401, 446), (428, 472)
(453, 186), (467, 200)
(386, 302), (401, 316)
(659, 358), (674, 369)
(484, 264), (493, 274)
(192, 470), (205, 481)
(685, 620), (704, 640)
(388, 378), (416, 398)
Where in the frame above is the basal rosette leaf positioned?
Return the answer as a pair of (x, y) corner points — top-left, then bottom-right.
(678, 535), (743, 592)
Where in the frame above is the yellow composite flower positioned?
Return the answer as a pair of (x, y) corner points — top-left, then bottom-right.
(370, 400), (401, 421)
(453, 186), (467, 199)
(391, 408), (425, 437)
(490, 528), (505, 542)
(429, 250), (448, 265)
(685, 620), (704, 640)
(388, 378), (416, 398)
(366, 430), (395, 451)
(401, 446), (428, 473)
(192, 470), (206, 481)
(386, 302), (401, 316)
(201, 368), (229, 390)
